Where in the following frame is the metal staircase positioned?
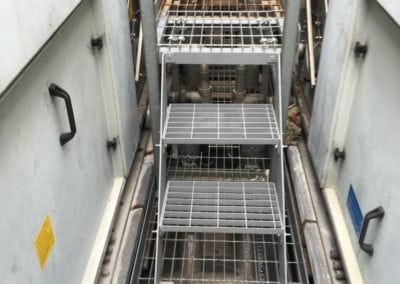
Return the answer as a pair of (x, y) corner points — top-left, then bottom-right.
(155, 1), (289, 282)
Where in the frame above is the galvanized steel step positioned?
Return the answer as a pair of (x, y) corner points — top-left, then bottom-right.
(157, 8), (284, 60)
(160, 180), (284, 234)
(162, 103), (281, 145)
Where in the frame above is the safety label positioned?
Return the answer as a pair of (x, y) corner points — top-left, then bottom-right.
(34, 215), (55, 270)
(347, 185), (363, 237)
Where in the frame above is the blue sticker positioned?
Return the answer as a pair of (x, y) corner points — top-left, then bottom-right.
(347, 185), (363, 237)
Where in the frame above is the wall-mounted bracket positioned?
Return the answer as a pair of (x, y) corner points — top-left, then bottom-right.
(107, 137), (117, 150)
(91, 36), (104, 50)
(354, 42), (368, 58)
(334, 148), (346, 161)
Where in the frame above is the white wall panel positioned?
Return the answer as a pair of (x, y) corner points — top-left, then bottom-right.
(308, 0), (356, 185)
(309, 0), (400, 282)
(335, 3), (400, 283)
(0, 0), (81, 93)
(0, 2), (118, 282)
(377, 0), (400, 25)
(99, 0), (139, 176)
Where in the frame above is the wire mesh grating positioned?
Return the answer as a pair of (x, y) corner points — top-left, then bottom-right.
(137, 206), (304, 283)
(153, 1), (291, 278)
(160, 0), (283, 14)
(209, 66), (236, 103)
(160, 181), (283, 234)
(135, 144), (307, 283)
(158, 13), (284, 52)
(157, 0), (284, 52)
(163, 104), (280, 144)
(167, 144), (271, 181)
(181, 66), (262, 103)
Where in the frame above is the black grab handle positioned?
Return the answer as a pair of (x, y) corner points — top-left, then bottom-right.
(359, 206), (385, 256)
(49, 83), (77, 145)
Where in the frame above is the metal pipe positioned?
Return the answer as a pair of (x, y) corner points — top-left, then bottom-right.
(281, 0), (301, 131)
(198, 64), (211, 102)
(242, 94), (264, 104)
(324, 0), (329, 15)
(246, 65), (259, 91)
(171, 64), (181, 93)
(169, 64), (181, 103)
(261, 65), (272, 101)
(306, 0), (317, 86)
(185, 91), (203, 103)
(139, 0), (160, 176)
(233, 65), (247, 102)
(135, 24), (143, 82)
(198, 65), (209, 89)
(183, 65), (199, 88)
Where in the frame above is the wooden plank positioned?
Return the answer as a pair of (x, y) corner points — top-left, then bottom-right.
(161, 0), (173, 16)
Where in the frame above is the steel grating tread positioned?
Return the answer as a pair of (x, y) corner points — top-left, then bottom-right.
(163, 103), (280, 145)
(157, 9), (284, 55)
(160, 180), (284, 234)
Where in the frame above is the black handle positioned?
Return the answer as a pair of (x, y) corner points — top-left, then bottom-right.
(359, 206), (385, 256)
(49, 83), (77, 145)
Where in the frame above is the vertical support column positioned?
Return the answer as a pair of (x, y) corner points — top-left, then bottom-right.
(271, 58), (287, 284)
(139, 0), (160, 177)
(281, 0), (301, 131)
(155, 54), (168, 283)
(277, 55), (287, 284)
(280, 2), (301, 280)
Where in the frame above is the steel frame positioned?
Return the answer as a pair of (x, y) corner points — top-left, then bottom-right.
(132, 140), (308, 284)
(146, 1), (301, 282)
(156, 55), (287, 283)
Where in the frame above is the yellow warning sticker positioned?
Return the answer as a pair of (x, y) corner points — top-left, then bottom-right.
(34, 215), (55, 270)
